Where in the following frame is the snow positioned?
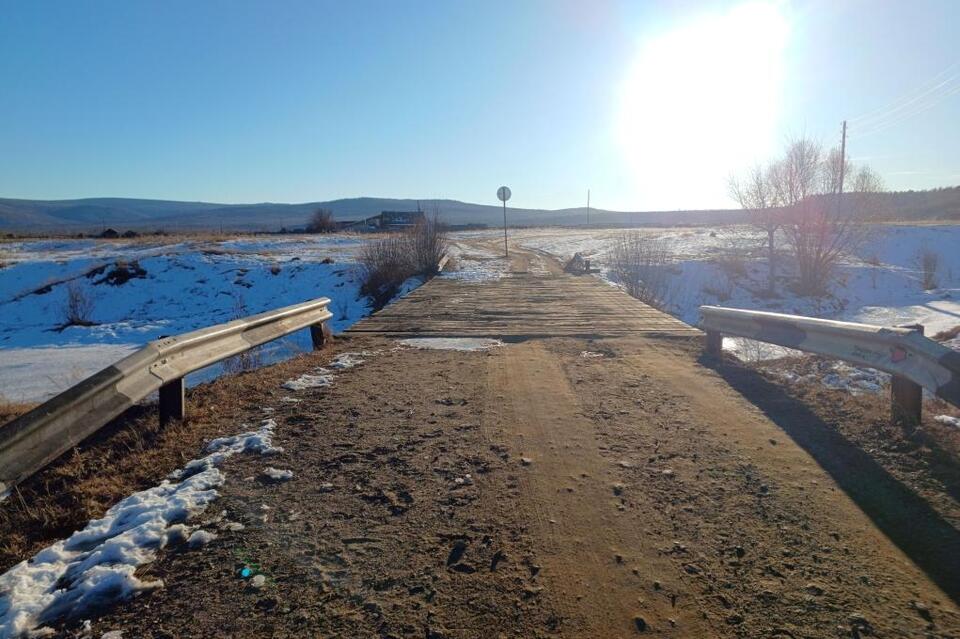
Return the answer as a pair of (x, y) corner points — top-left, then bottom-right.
(0, 469), (218, 637)
(0, 418), (280, 637)
(329, 351), (377, 370)
(501, 224), (960, 357)
(0, 235), (385, 403)
(0, 345), (138, 406)
(443, 241), (509, 282)
(186, 529), (217, 549)
(261, 468), (294, 482)
(935, 415), (960, 429)
(281, 369), (334, 391)
(398, 337), (503, 351)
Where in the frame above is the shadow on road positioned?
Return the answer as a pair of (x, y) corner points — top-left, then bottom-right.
(704, 355), (960, 604)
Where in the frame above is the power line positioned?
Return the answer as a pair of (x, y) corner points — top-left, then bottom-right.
(848, 60), (960, 126)
(851, 82), (960, 138)
(847, 61), (960, 138)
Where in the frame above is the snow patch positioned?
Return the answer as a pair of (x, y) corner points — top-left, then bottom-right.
(0, 418), (280, 637)
(398, 337), (503, 351)
(261, 468), (294, 482)
(281, 369), (334, 391)
(935, 415), (960, 429)
(329, 351), (376, 370)
(0, 469), (220, 638)
(187, 529), (217, 549)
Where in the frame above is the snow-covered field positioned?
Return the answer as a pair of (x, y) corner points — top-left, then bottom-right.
(503, 224), (960, 341)
(0, 236), (379, 403)
(3, 225), (958, 404)
(0, 233), (515, 404)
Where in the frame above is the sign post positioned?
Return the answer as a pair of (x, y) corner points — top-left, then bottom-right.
(497, 185), (511, 258)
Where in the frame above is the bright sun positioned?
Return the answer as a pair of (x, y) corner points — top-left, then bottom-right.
(616, 1), (789, 210)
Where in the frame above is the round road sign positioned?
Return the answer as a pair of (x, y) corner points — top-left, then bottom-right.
(497, 186), (512, 202)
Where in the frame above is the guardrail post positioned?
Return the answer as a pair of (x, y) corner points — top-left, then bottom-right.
(705, 330), (722, 358)
(310, 322), (332, 351)
(159, 378), (185, 425)
(891, 324), (924, 429)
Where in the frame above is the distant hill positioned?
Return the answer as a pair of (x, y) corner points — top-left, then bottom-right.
(0, 186), (957, 233)
(0, 196), (745, 232)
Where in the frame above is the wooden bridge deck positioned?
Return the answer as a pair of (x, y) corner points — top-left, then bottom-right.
(346, 268), (699, 339)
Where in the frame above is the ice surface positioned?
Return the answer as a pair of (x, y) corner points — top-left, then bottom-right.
(398, 337), (503, 351)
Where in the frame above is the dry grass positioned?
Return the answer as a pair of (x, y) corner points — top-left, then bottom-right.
(933, 324), (960, 342)
(0, 399), (36, 426)
(0, 348), (335, 573)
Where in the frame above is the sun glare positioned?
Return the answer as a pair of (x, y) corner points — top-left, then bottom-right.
(616, 1), (789, 210)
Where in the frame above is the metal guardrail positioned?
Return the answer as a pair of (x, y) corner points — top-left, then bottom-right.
(700, 305), (960, 425)
(0, 297), (333, 494)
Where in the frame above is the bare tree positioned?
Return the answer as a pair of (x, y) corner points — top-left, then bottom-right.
(306, 208), (336, 233)
(773, 137), (880, 295)
(729, 165), (779, 294)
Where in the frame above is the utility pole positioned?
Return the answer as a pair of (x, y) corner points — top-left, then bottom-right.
(836, 120), (847, 215)
(586, 189), (590, 226)
(838, 120), (847, 195)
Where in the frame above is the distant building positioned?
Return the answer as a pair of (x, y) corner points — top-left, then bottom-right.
(100, 228), (119, 239)
(343, 210), (425, 231)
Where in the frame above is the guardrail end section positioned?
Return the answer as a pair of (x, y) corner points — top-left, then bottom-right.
(159, 377), (185, 425)
(311, 322), (332, 351)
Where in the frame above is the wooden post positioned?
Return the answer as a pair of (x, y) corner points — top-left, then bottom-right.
(310, 322), (331, 351)
(705, 330), (722, 358)
(891, 323), (924, 429)
(158, 378), (185, 425)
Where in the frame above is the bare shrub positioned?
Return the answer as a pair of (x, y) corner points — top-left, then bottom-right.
(359, 234), (412, 307)
(916, 247), (940, 290)
(408, 213), (448, 276)
(60, 280), (96, 328)
(359, 213), (448, 308)
(608, 232), (675, 310)
(933, 325), (960, 342)
(307, 208), (337, 233)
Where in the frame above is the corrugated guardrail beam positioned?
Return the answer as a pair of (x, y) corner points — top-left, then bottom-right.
(0, 297), (332, 494)
(700, 305), (960, 426)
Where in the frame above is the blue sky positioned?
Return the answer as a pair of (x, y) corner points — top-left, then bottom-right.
(1, 0), (958, 211)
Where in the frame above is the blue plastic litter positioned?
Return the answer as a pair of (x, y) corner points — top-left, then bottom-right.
(240, 567), (253, 578)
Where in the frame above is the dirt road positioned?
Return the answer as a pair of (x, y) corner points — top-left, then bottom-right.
(75, 244), (959, 638)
